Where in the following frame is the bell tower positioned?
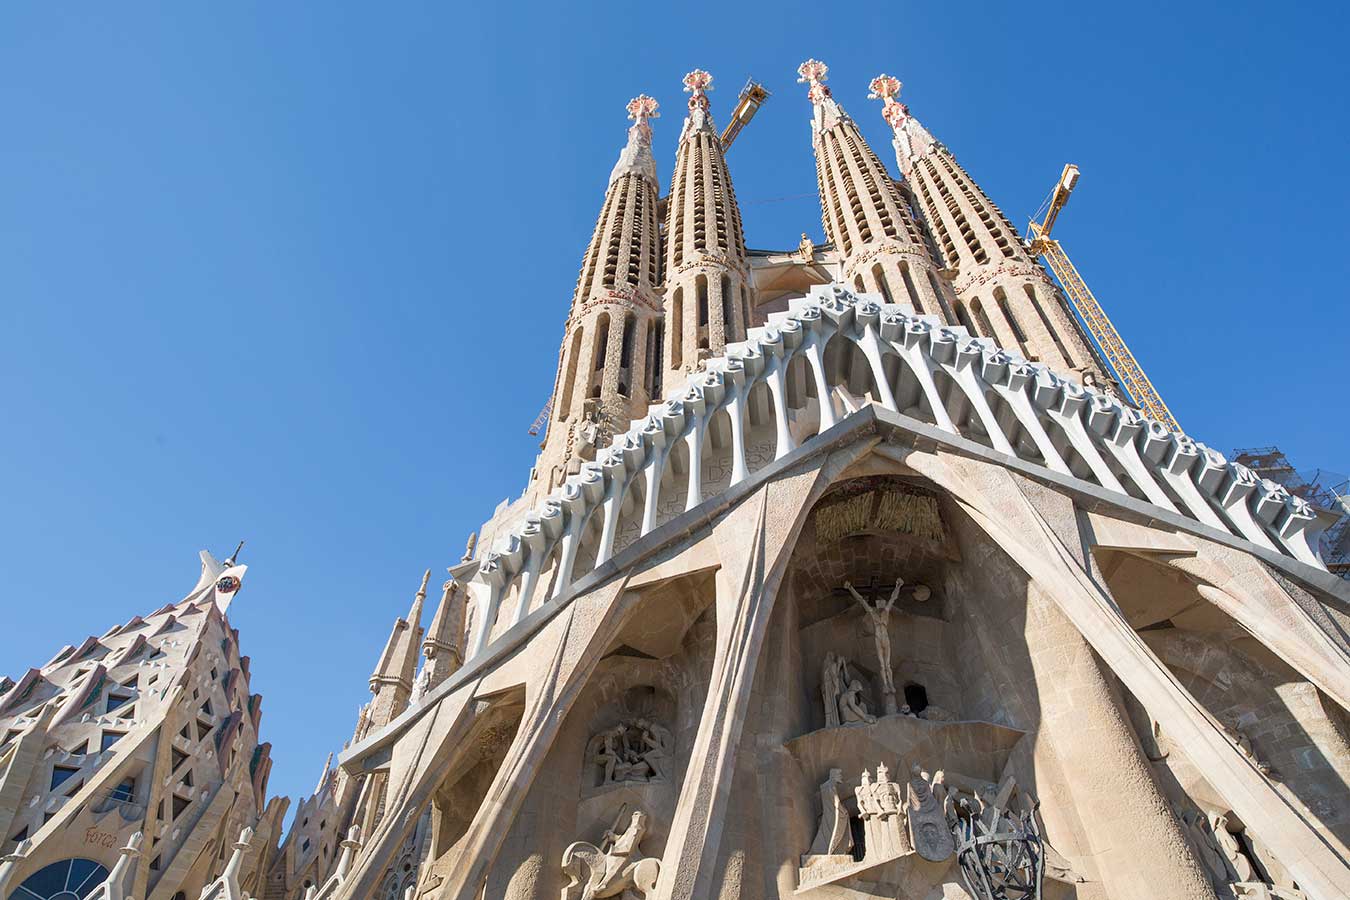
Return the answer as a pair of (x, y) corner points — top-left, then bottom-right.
(870, 74), (1107, 384)
(796, 60), (956, 322)
(538, 95), (664, 490)
(662, 69), (751, 393)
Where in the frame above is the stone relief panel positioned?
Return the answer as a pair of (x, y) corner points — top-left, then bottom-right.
(585, 719), (674, 788)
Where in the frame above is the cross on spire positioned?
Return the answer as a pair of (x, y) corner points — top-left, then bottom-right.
(683, 69), (713, 110)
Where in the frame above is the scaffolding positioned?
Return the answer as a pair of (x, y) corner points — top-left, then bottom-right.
(1233, 447), (1350, 577)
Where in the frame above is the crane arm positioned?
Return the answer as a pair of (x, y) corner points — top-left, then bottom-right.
(719, 80), (770, 152)
(1027, 163), (1180, 431)
(1029, 163), (1080, 247)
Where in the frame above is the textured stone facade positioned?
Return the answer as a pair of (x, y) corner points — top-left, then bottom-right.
(7, 57), (1349, 900)
(0, 551), (287, 900)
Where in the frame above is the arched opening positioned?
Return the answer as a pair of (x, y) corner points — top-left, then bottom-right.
(720, 273), (735, 344)
(927, 269), (957, 324)
(619, 314), (635, 369)
(881, 350), (935, 424)
(994, 287), (1030, 358)
(646, 321), (663, 399)
(1026, 282), (1076, 368)
(618, 313), (636, 398)
(969, 298), (998, 341)
(953, 301), (978, 336)
(784, 352), (822, 444)
(559, 324), (585, 416)
(899, 261), (923, 313)
(822, 333), (880, 410)
(743, 379), (777, 474)
(903, 682), (929, 714)
(589, 312), (612, 400)
(696, 274), (709, 328)
(670, 286), (684, 371)
(871, 263), (894, 306)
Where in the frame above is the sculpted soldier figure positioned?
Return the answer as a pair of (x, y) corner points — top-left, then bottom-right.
(807, 768), (853, 858)
(561, 809), (661, 899)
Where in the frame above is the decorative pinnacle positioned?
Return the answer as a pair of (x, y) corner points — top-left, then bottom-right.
(417, 569), (431, 599)
(683, 69), (713, 109)
(868, 74), (908, 130)
(797, 59), (831, 103)
(626, 94), (660, 139)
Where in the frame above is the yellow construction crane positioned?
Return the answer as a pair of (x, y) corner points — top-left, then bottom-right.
(530, 79), (771, 436)
(719, 80), (770, 151)
(1027, 164), (1181, 432)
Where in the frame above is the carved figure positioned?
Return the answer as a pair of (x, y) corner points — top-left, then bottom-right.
(1179, 808), (1233, 885)
(1210, 812), (1255, 882)
(632, 718), (673, 782)
(873, 763), (911, 856)
(839, 679), (875, 725)
(561, 810), (661, 900)
(807, 768), (853, 857)
(821, 651), (844, 728)
(906, 765), (955, 862)
(845, 580), (900, 713)
(587, 720), (674, 786)
(1225, 718), (1274, 776)
(854, 769), (879, 819)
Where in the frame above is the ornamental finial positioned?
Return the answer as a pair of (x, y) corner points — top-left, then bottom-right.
(868, 74), (908, 130)
(683, 69), (713, 110)
(626, 95), (660, 130)
(797, 59), (831, 103)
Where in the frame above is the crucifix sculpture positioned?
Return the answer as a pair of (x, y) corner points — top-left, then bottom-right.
(843, 578), (900, 714)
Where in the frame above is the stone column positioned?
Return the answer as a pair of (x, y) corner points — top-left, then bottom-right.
(1022, 583), (1218, 900)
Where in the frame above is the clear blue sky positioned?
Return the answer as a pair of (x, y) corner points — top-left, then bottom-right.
(3, 2), (1347, 814)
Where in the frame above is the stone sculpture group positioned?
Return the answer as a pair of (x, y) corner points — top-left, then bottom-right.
(587, 719), (674, 786)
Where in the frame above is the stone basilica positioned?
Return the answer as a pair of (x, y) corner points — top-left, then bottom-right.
(3, 61), (1349, 900)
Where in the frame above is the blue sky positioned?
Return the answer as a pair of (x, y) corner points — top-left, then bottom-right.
(3, 2), (1347, 814)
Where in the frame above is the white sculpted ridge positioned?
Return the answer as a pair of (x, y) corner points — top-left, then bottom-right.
(469, 283), (1327, 661)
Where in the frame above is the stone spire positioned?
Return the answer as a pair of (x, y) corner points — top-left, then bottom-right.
(609, 94), (660, 187)
(365, 570), (428, 728)
(420, 575), (467, 692)
(796, 60), (956, 322)
(662, 69), (752, 393)
(870, 74), (1107, 384)
(536, 95), (665, 493)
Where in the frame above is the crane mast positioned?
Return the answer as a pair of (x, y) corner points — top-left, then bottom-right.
(1027, 164), (1181, 433)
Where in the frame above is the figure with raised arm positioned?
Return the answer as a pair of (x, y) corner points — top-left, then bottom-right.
(845, 579), (900, 714)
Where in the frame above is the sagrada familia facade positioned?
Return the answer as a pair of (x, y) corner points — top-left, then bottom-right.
(3, 60), (1349, 900)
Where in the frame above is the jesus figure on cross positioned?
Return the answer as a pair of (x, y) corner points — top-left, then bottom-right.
(844, 579), (902, 715)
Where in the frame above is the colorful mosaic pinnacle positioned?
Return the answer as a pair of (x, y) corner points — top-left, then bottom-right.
(682, 69), (712, 109)
(868, 74), (909, 128)
(625, 94), (659, 133)
(797, 58), (831, 102)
